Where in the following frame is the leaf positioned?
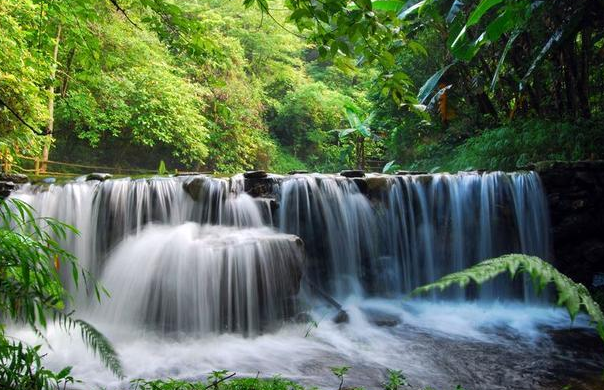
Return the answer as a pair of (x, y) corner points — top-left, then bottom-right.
(382, 160), (397, 173)
(397, 0), (425, 19)
(417, 62), (455, 104)
(520, 27), (564, 89)
(450, 0), (504, 49)
(446, 0), (464, 24)
(372, 1), (406, 12)
(410, 254), (604, 345)
(491, 30), (520, 92)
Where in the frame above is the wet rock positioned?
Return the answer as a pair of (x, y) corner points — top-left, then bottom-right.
(86, 172), (113, 181)
(243, 170), (268, 179)
(366, 176), (389, 197)
(288, 170), (309, 175)
(0, 173), (28, 184)
(244, 176), (281, 197)
(333, 309), (349, 324)
(538, 160), (604, 288)
(182, 176), (210, 201)
(340, 170), (365, 178)
(42, 177), (56, 184)
(352, 178), (368, 194)
(395, 170), (427, 175)
(0, 181), (15, 199)
(361, 307), (401, 327)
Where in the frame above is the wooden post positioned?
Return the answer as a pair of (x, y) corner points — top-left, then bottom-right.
(34, 158), (40, 176)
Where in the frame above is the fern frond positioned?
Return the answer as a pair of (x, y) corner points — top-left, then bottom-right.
(53, 313), (124, 378)
(75, 319), (124, 379)
(410, 254), (604, 341)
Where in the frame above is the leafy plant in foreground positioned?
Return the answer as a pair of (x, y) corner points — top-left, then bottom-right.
(0, 198), (123, 388)
(411, 254), (604, 342)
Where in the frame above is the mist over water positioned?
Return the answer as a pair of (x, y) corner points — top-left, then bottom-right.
(9, 172), (602, 389)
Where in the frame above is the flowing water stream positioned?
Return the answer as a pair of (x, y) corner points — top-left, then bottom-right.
(9, 172), (602, 389)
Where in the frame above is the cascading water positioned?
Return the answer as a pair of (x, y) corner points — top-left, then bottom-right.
(92, 223), (303, 335)
(9, 171), (600, 390)
(277, 171), (550, 299)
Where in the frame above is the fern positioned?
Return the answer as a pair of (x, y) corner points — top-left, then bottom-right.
(411, 254), (604, 342)
(53, 313), (123, 378)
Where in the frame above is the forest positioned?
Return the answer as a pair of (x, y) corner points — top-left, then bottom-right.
(2, 0), (602, 175)
(2, 1), (604, 390)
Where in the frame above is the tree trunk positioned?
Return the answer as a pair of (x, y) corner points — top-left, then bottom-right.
(41, 24), (62, 173)
(61, 47), (76, 98)
(578, 28), (591, 118)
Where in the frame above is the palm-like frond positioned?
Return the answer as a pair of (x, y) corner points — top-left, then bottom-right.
(411, 254), (604, 341)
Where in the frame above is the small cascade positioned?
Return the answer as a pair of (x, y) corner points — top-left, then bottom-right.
(278, 175), (378, 298)
(277, 171), (551, 300)
(91, 223), (303, 335)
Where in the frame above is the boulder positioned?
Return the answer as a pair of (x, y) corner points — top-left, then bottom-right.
(0, 173), (28, 184)
(243, 170), (268, 179)
(244, 176), (281, 197)
(332, 309), (349, 324)
(340, 170), (365, 178)
(86, 172), (113, 181)
(361, 307), (401, 327)
(395, 170), (427, 175)
(0, 181), (15, 199)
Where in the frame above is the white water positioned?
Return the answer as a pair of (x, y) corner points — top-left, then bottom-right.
(11, 300), (594, 390)
(8, 172), (601, 389)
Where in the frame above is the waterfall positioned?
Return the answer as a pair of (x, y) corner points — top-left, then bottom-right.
(277, 171), (551, 299)
(10, 170), (551, 336)
(91, 223), (303, 335)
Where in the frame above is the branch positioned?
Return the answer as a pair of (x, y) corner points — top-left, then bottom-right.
(108, 0), (141, 30)
(204, 373), (236, 389)
(0, 96), (42, 135)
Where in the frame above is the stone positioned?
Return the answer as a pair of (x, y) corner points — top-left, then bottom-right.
(288, 170), (309, 175)
(86, 172), (113, 181)
(0, 181), (15, 199)
(42, 177), (56, 184)
(340, 170), (365, 178)
(366, 176), (389, 195)
(361, 307), (401, 327)
(244, 176), (281, 197)
(243, 170), (268, 179)
(395, 170), (427, 175)
(332, 309), (349, 324)
(0, 173), (28, 184)
(352, 178), (368, 194)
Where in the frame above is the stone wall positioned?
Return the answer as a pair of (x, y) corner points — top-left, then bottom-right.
(532, 161), (604, 287)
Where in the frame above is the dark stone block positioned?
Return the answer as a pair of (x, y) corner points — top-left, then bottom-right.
(0, 173), (28, 184)
(395, 170), (427, 175)
(243, 170), (268, 179)
(352, 178), (368, 194)
(340, 170), (365, 178)
(86, 172), (113, 181)
(0, 181), (15, 199)
(244, 176), (281, 197)
(288, 170), (309, 175)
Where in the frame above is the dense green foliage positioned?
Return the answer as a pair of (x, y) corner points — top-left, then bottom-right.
(130, 368), (466, 390)
(1, 0), (603, 173)
(0, 198), (122, 388)
(411, 254), (604, 343)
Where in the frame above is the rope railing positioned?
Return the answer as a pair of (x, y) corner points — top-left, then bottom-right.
(15, 155), (157, 176)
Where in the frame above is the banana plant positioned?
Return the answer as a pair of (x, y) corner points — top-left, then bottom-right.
(335, 107), (378, 170)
